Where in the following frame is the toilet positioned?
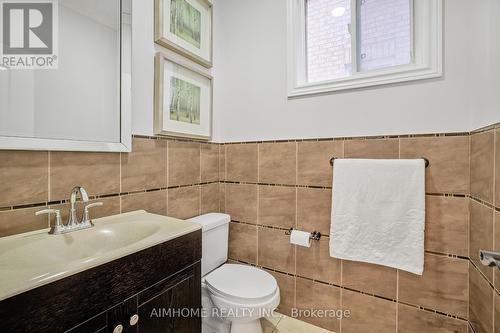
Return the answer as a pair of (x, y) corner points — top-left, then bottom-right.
(189, 213), (280, 333)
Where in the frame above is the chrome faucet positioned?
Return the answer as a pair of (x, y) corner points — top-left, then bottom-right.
(35, 186), (103, 235)
(69, 186), (89, 227)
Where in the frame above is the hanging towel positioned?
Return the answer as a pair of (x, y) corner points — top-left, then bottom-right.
(329, 159), (426, 275)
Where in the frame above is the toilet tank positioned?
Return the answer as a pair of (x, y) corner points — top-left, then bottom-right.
(188, 213), (230, 277)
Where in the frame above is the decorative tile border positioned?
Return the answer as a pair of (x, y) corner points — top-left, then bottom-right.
(0, 181), (221, 212)
(220, 130), (474, 145)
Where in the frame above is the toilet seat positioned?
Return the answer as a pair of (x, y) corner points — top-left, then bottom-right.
(205, 264), (278, 304)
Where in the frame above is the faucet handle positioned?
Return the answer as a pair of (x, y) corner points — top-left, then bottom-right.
(36, 209), (63, 234)
(35, 208), (61, 221)
(83, 202), (103, 224)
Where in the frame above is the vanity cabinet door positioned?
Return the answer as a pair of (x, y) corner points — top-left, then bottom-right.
(136, 263), (201, 333)
(107, 297), (138, 333)
(65, 312), (107, 333)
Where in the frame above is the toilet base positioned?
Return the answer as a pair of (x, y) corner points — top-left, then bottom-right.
(230, 319), (263, 333)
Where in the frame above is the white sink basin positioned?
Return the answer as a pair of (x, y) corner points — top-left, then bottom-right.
(0, 210), (201, 301)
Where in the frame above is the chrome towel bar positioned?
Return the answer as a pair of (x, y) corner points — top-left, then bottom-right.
(330, 157), (430, 168)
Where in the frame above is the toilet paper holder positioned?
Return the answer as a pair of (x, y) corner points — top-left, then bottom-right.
(285, 228), (322, 241)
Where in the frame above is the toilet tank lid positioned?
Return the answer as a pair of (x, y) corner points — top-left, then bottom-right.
(188, 213), (230, 231)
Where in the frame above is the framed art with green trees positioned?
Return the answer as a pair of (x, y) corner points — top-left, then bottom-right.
(155, 0), (213, 68)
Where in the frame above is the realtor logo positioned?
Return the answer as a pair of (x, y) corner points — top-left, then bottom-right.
(0, 0), (58, 69)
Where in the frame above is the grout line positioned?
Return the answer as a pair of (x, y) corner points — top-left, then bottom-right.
(199, 145), (202, 215)
(256, 184), (260, 265)
(47, 151), (51, 203)
(492, 128), (496, 333)
(47, 151), (51, 227)
(494, 286), (497, 333)
(256, 143), (260, 266)
(467, 226), (470, 327)
(166, 141), (170, 215)
(295, 141), (298, 191)
(293, 143), (298, 316)
(467, 134), (471, 263)
(294, 141), (298, 282)
(119, 152), (122, 196)
(119, 151), (123, 213)
(339, 257), (343, 333)
(469, 259), (500, 296)
(396, 136), (401, 332)
(257, 143), (260, 185)
(470, 195), (500, 213)
(223, 145), (227, 214)
(223, 181), (332, 189)
(198, 185), (202, 215)
(396, 269), (399, 332)
(293, 267), (297, 319)
(224, 144), (227, 182)
(398, 137), (401, 160)
(218, 145), (222, 212)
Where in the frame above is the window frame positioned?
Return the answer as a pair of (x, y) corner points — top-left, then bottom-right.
(287, 0), (443, 98)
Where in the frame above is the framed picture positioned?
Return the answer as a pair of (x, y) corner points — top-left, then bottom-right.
(154, 52), (212, 140)
(155, 0), (213, 68)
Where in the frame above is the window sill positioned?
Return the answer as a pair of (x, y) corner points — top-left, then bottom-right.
(288, 64), (443, 98)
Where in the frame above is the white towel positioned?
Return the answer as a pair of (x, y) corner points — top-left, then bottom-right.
(329, 159), (426, 275)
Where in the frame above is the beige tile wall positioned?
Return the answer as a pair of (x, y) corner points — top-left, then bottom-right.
(0, 136), (221, 238)
(469, 124), (500, 333)
(2, 125), (500, 332)
(222, 135), (472, 332)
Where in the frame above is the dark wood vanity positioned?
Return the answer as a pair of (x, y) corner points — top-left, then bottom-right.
(0, 230), (202, 333)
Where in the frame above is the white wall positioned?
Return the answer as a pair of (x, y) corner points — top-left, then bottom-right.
(3, 0), (492, 143)
(469, 0), (500, 130)
(212, 0), (500, 142)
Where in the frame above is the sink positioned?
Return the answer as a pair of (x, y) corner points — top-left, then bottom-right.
(0, 210), (201, 301)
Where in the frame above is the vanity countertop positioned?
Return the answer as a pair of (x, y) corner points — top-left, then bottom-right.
(0, 210), (201, 301)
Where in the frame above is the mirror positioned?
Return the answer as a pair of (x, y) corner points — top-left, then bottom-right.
(0, 0), (131, 152)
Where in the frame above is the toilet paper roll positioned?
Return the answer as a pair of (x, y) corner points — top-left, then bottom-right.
(290, 230), (311, 248)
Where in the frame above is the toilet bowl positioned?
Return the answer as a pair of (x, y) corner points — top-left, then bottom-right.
(189, 214), (280, 333)
(205, 264), (280, 333)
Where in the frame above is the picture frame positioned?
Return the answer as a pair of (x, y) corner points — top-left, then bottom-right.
(154, 52), (213, 140)
(155, 0), (213, 68)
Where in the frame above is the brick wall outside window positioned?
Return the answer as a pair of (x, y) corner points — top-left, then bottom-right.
(306, 0), (411, 83)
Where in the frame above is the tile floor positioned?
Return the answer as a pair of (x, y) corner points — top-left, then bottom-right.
(261, 313), (334, 333)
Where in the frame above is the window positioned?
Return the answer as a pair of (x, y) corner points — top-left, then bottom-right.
(287, 0), (442, 97)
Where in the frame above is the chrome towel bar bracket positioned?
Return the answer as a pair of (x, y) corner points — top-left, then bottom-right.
(329, 157), (430, 168)
(480, 250), (500, 270)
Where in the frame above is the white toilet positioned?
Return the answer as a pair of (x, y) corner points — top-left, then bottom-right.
(189, 213), (280, 333)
